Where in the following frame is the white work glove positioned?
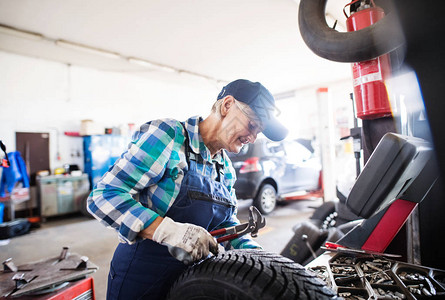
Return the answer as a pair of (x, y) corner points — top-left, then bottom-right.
(152, 217), (219, 265)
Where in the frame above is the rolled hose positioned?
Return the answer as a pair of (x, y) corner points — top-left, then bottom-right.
(298, 0), (405, 62)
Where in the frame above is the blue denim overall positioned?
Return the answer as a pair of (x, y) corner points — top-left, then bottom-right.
(106, 127), (236, 300)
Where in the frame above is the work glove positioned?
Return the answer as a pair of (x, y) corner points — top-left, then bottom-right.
(152, 217), (219, 265)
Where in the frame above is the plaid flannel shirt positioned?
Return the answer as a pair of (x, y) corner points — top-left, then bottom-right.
(87, 116), (260, 249)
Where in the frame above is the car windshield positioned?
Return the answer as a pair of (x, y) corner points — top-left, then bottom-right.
(283, 140), (312, 164)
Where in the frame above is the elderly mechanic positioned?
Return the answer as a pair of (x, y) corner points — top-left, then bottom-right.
(87, 79), (288, 299)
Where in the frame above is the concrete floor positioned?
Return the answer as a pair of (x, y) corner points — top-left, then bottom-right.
(0, 198), (322, 300)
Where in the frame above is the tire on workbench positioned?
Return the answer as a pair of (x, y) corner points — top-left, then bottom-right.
(166, 249), (338, 300)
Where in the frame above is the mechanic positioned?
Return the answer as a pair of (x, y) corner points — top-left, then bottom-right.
(87, 79), (288, 299)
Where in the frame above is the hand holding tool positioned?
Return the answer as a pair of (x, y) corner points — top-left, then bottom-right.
(153, 217), (218, 265)
(210, 206), (266, 243)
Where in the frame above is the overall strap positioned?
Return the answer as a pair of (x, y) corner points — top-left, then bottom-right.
(180, 122), (192, 166)
(180, 121), (204, 164)
(180, 121), (225, 182)
(215, 152), (225, 182)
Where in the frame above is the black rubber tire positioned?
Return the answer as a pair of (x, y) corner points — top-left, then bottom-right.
(253, 184), (277, 215)
(283, 221), (345, 265)
(167, 249), (338, 300)
(308, 201), (338, 230)
(282, 221), (324, 264)
(335, 201), (361, 226)
(309, 201), (336, 222)
(298, 0), (405, 62)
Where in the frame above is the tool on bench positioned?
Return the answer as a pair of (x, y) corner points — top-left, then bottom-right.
(0, 247), (98, 298)
(209, 206), (266, 243)
(321, 241), (402, 258)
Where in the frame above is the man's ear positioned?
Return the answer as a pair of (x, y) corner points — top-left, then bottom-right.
(220, 96), (235, 117)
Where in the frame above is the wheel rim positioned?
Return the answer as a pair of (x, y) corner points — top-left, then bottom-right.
(260, 187), (276, 213)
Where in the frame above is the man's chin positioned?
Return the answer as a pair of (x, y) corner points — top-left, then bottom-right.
(227, 143), (243, 154)
(232, 143), (247, 154)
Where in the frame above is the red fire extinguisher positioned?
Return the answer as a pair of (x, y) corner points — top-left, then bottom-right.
(346, 1), (392, 120)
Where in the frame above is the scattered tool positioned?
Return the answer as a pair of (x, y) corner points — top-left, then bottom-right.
(321, 242), (402, 258)
(210, 206), (266, 243)
(0, 247), (98, 298)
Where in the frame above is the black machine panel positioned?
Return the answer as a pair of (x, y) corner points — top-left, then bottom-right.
(346, 133), (434, 218)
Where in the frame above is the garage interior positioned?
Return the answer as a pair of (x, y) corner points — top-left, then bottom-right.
(1, 0), (444, 299)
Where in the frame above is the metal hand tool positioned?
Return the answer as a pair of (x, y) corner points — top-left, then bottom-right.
(209, 206), (266, 243)
(321, 242), (402, 258)
(302, 234), (318, 259)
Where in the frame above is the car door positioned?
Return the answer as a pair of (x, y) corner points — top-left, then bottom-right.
(282, 140), (321, 192)
(262, 140), (286, 184)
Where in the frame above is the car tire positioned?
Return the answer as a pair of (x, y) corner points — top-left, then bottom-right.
(254, 183), (277, 215)
(167, 249), (338, 300)
(282, 221), (323, 264)
(282, 221), (345, 265)
(308, 201), (338, 230)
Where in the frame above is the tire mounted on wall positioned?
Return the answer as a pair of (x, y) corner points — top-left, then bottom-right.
(167, 249), (338, 300)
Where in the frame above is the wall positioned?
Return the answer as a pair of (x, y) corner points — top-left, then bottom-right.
(0, 50), (356, 195)
(0, 51), (218, 172)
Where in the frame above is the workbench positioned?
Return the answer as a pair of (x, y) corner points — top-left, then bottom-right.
(0, 186), (30, 221)
(0, 248), (97, 299)
(37, 174), (89, 218)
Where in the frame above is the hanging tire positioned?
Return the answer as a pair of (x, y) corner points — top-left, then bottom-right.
(254, 184), (277, 215)
(298, 0), (404, 62)
(167, 249), (338, 300)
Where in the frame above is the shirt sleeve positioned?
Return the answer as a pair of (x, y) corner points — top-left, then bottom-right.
(86, 119), (181, 244)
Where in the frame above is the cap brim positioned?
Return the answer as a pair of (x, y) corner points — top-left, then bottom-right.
(262, 118), (288, 141)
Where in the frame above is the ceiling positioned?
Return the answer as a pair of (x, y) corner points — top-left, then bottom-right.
(0, 0), (352, 94)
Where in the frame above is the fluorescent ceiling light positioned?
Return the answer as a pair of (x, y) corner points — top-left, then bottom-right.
(0, 24), (43, 40)
(128, 57), (177, 73)
(0, 23), (221, 82)
(55, 39), (121, 59)
(179, 70), (214, 82)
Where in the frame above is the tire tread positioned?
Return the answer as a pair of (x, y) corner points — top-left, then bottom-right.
(167, 249), (338, 300)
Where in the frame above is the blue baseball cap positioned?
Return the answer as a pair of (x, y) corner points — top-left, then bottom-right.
(217, 79), (288, 141)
